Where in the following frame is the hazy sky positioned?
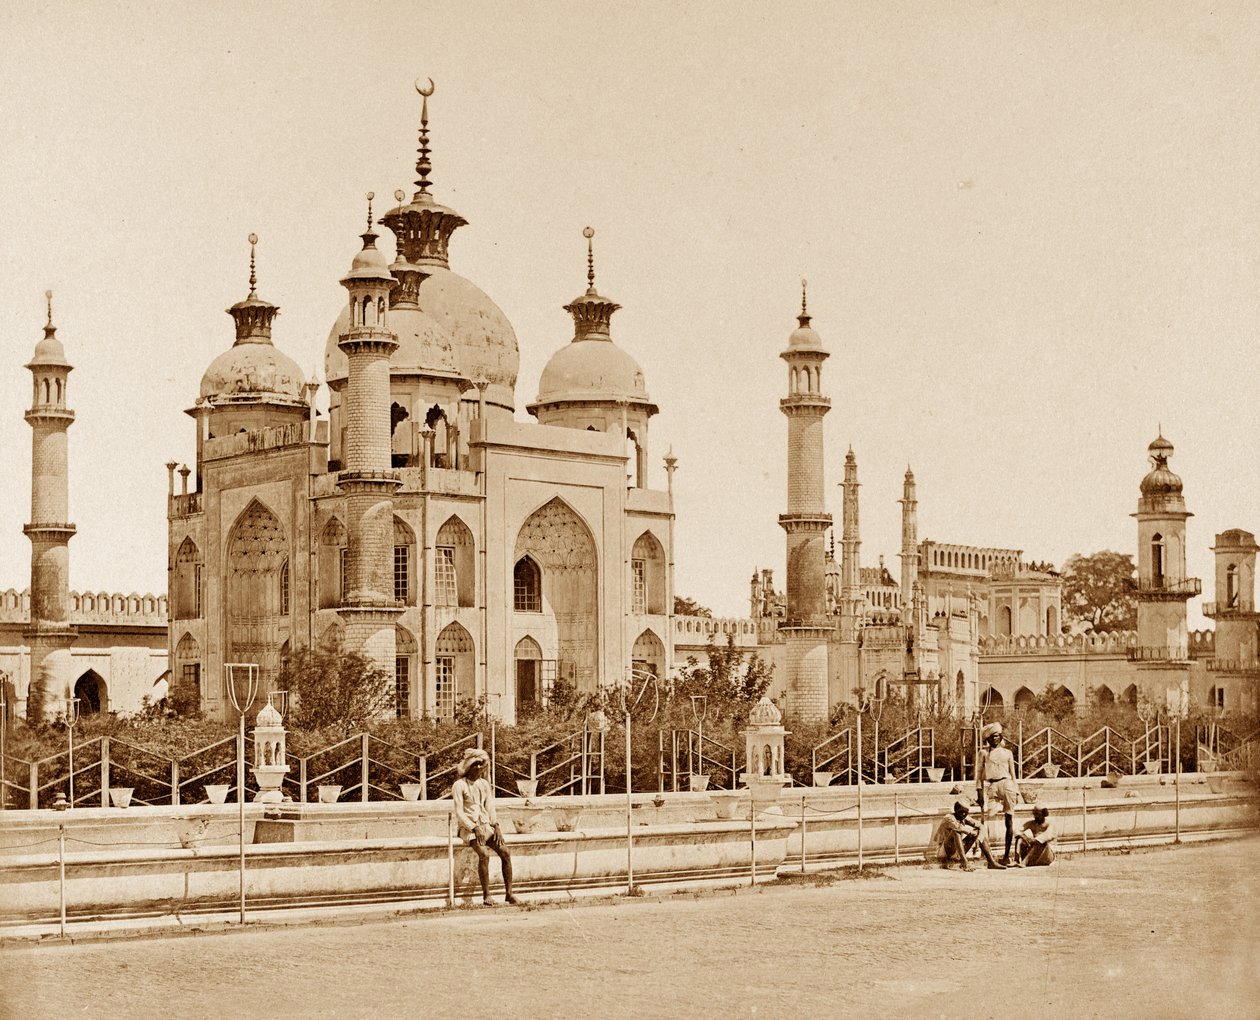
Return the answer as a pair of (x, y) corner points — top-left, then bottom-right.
(1, 2), (1257, 623)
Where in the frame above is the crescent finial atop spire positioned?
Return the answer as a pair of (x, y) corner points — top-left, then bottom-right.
(366, 191), (375, 232)
(414, 77), (436, 196)
(247, 233), (259, 299)
(44, 289), (53, 330)
(584, 226), (596, 294)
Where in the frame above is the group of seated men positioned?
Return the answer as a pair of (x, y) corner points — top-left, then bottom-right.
(925, 717), (1058, 871)
(926, 798), (1055, 871)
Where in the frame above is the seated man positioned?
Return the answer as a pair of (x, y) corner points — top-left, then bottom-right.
(925, 800), (1006, 871)
(1014, 806), (1055, 867)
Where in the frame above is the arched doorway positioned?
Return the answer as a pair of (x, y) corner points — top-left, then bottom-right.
(631, 629), (665, 680)
(435, 622), (475, 721)
(74, 670), (106, 715)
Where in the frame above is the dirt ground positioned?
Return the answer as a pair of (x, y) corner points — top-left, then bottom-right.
(2, 837), (1256, 1020)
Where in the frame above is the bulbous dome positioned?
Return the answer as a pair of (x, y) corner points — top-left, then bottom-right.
(30, 332), (68, 366)
(200, 342), (305, 402)
(787, 321), (824, 350)
(325, 267), (519, 407)
(535, 338), (649, 406)
(345, 242), (391, 279)
(1140, 434), (1183, 495)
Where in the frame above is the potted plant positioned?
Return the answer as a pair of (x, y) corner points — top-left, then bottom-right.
(205, 784), (231, 804)
(110, 787), (134, 809)
(516, 779), (539, 799)
(926, 766), (946, 783)
(317, 784), (342, 804)
(1143, 759), (1162, 775)
(399, 783), (424, 801)
(688, 773), (710, 793)
(1042, 762), (1061, 780)
(812, 771), (834, 787)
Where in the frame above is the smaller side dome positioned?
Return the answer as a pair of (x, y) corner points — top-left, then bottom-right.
(255, 701), (283, 727)
(200, 344), (306, 401)
(787, 321), (824, 350)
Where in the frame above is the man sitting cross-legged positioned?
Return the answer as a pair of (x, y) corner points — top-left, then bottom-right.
(925, 799), (1007, 871)
(1013, 806), (1056, 867)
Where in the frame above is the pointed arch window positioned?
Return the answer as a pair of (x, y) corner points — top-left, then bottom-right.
(1226, 564), (1239, 608)
(1151, 534), (1166, 586)
(514, 557), (541, 613)
(279, 560), (290, 617)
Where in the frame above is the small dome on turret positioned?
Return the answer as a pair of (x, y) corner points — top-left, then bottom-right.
(342, 194), (395, 283)
(1140, 433), (1183, 495)
(199, 236), (306, 404)
(532, 228), (656, 413)
(28, 292), (71, 368)
(783, 280), (826, 352)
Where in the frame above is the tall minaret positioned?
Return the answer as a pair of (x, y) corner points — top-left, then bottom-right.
(839, 448), (862, 637)
(778, 281), (832, 721)
(898, 466), (919, 625)
(336, 195), (404, 675)
(24, 291), (77, 723)
(1133, 434), (1197, 657)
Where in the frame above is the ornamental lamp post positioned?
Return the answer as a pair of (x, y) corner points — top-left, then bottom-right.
(64, 696), (81, 809)
(224, 663), (259, 923)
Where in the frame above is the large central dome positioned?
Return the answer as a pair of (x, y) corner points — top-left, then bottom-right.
(324, 266), (519, 408)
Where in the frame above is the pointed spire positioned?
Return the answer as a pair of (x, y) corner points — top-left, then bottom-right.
(44, 289), (55, 338)
(228, 232), (279, 344)
(247, 232), (258, 299)
(799, 277), (810, 327)
(361, 192), (379, 249)
(414, 78), (435, 196)
(585, 226), (597, 294)
(380, 79), (467, 271)
(565, 226), (620, 341)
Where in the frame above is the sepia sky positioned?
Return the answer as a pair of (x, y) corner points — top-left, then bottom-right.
(1, 1), (1257, 623)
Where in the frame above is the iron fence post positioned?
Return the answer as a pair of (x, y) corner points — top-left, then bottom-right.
(29, 760), (37, 810)
(299, 757), (307, 804)
(361, 733), (370, 802)
(171, 760), (180, 806)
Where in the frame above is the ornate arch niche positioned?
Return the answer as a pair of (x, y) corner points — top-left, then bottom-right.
(434, 622), (475, 720)
(173, 537), (202, 620)
(435, 515), (474, 608)
(224, 499), (288, 687)
(393, 516), (417, 606)
(631, 531), (666, 615)
(514, 498), (598, 691)
(318, 516), (347, 609)
(631, 629), (664, 680)
(175, 632), (201, 702)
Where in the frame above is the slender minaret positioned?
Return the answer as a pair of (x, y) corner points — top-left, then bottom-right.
(1133, 434), (1197, 657)
(839, 448), (863, 639)
(778, 281), (832, 721)
(336, 195), (404, 676)
(898, 466), (919, 625)
(24, 291), (77, 723)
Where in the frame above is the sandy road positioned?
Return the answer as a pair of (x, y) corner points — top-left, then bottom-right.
(2, 837), (1256, 1020)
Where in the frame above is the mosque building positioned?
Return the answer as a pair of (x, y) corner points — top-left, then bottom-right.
(166, 86), (676, 723)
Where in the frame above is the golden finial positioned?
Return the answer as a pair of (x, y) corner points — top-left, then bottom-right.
(583, 226), (596, 292)
(366, 191), (375, 230)
(394, 188), (406, 206)
(45, 289), (53, 327)
(247, 233), (259, 298)
(801, 278), (808, 317)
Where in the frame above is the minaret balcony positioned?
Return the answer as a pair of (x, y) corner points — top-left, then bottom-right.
(1202, 602), (1260, 620)
(778, 513), (833, 532)
(337, 469), (402, 493)
(22, 522), (76, 539)
(1135, 577), (1201, 599)
(779, 395), (831, 414)
(24, 406), (76, 425)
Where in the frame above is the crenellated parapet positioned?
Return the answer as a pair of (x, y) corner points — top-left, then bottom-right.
(980, 630), (1137, 657)
(0, 588), (167, 627)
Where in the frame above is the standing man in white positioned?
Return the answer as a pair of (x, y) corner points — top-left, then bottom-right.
(976, 721), (1019, 865)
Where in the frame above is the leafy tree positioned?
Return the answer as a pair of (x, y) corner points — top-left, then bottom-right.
(277, 648), (394, 736)
(1061, 551), (1137, 632)
(672, 634), (774, 715)
(673, 595), (712, 617)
